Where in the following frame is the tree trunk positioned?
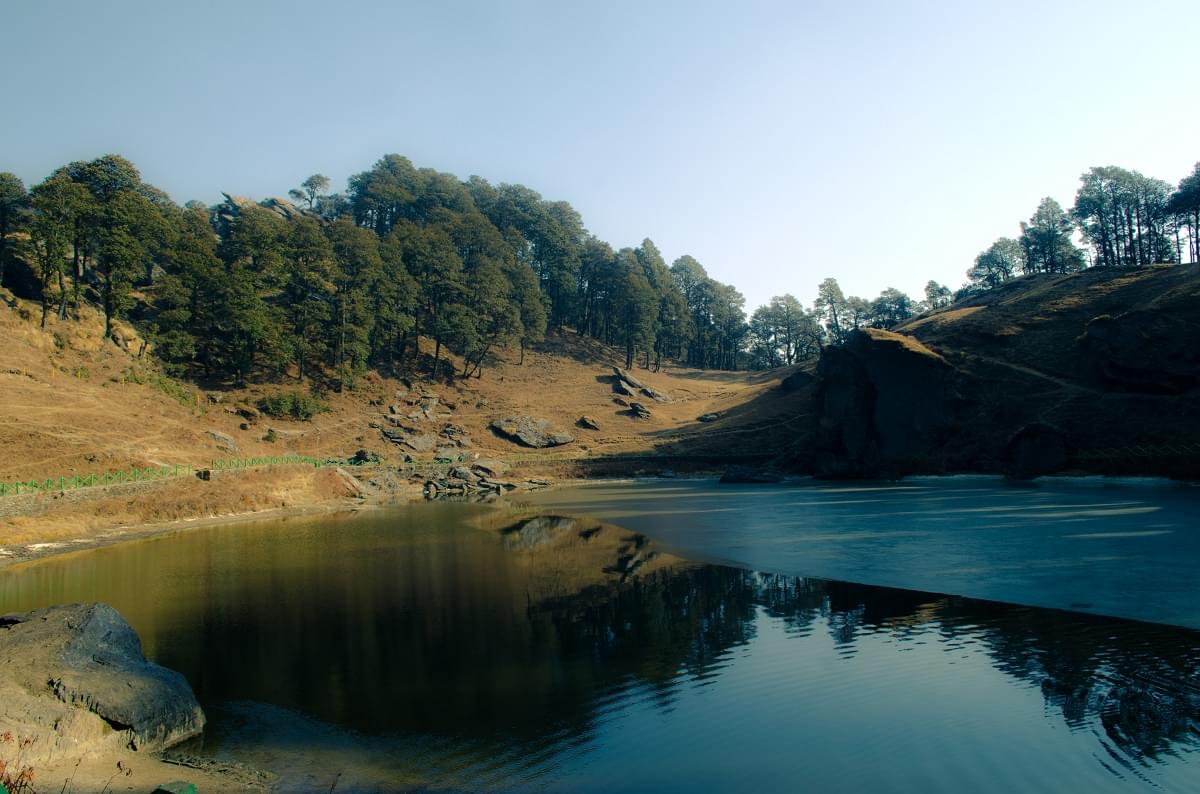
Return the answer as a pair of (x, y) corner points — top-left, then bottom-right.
(625, 341), (634, 370)
(57, 265), (68, 320)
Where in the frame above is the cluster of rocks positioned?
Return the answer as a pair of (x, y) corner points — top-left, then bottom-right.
(489, 416), (574, 448)
(611, 367), (672, 404)
(374, 388), (472, 458)
(421, 459), (550, 500)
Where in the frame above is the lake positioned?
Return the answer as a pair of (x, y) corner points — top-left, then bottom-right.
(1, 480), (1198, 792)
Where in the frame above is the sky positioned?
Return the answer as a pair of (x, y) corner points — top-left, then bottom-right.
(4, 0), (1198, 311)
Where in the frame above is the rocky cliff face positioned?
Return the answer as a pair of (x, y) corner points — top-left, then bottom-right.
(813, 328), (962, 477)
(801, 267), (1200, 479)
(0, 603), (205, 766)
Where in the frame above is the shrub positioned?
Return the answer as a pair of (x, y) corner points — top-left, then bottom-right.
(257, 391), (331, 421)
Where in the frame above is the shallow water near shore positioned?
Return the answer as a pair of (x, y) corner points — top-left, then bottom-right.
(0, 486), (1198, 792)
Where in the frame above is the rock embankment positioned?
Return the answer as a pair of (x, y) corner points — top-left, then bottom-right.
(0, 603), (204, 767)
(812, 327), (961, 477)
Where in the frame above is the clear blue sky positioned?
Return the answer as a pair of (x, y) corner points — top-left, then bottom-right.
(4, 0), (1197, 310)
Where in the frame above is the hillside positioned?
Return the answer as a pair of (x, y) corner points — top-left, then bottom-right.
(0, 286), (792, 547)
(791, 265), (1200, 478)
(4, 264), (1198, 552)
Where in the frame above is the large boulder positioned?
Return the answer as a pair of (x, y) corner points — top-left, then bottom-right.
(639, 386), (672, 403)
(813, 328), (960, 477)
(0, 604), (205, 766)
(612, 367), (646, 390)
(490, 416), (574, 448)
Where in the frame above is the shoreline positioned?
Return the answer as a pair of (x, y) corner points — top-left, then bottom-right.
(3, 469), (1197, 572)
(0, 500), (366, 571)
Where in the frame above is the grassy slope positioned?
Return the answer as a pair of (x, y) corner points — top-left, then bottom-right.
(0, 287), (797, 543)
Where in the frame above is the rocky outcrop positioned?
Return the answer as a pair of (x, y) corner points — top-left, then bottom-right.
(577, 415), (601, 430)
(0, 604), (204, 766)
(490, 416), (574, 448)
(216, 193), (315, 232)
(612, 367), (646, 390)
(1082, 311), (1200, 394)
(639, 386), (672, 403)
(813, 328), (960, 477)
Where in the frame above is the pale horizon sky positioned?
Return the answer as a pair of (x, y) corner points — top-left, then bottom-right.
(4, 0), (1197, 311)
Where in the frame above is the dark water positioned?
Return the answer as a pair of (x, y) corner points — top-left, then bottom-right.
(1, 500), (1198, 792)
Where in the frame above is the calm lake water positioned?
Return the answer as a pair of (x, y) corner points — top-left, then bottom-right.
(1, 483), (1198, 792)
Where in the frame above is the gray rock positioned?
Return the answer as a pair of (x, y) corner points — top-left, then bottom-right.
(206, 430), (239, 454)
(628, 402), (652, 419)
(577, 415), (601, 430)
(612, 378), (637, 397)
(613, 397), (629, 407)
(450, 465), (480, 482)
(639, 386), (672, 403)
(490, 416), (574, 448)
(698, 413), (720, 422)
(612, 367), (646, 390)
(380, 428), (437, 451)
(0, 604), (204, 762)
(472, 459), (511, 477)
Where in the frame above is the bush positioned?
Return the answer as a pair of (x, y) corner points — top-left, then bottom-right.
(258, 391), (331, 421)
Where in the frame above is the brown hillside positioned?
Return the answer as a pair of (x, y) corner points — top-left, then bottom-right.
(0, 287), (792, 545)
(802, 265), (1200, 478)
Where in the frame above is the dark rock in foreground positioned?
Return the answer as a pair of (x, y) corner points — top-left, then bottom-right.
(0, 603), (205, 765)
(490, 416), (575, 448)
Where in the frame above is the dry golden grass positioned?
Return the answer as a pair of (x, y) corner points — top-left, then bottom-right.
(0, 288), (794, 545)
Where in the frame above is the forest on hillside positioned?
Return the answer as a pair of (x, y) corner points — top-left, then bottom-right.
(0, 154), (1197, 387)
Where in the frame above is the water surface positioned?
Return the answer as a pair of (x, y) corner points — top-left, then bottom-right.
(526, 477), (1200, 628)
(0, 499), (1197, 792)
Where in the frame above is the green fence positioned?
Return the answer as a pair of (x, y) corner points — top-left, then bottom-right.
(0, 455), (341, 498)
